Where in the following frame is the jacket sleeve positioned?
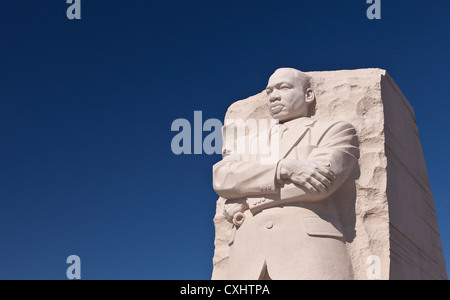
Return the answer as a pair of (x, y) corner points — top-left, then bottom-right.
(278, 121), (359, 202)
(213, 154), (279, 200)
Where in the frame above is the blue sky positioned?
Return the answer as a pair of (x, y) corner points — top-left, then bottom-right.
(0, 0), (449, 279)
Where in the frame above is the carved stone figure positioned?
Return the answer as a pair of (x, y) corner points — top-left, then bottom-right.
(212, 68), (447, 280)
(213, 68), (360, 279)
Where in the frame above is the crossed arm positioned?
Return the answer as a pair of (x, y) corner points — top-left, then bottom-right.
(213, 121), (359, 220)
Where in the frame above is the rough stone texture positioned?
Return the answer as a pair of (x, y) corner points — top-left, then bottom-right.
(212, 68), (447, 280)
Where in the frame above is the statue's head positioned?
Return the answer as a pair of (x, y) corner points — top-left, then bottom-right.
(266, 68), (315, 123)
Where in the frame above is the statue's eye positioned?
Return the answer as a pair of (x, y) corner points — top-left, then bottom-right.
(280, 84), (291, 90)
(266, 88), (273, 94)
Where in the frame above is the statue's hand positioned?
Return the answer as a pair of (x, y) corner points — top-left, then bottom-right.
(279, 159), (335, 194)
(223, 199), (248, 223)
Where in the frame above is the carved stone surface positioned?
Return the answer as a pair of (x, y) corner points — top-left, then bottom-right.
(211, 68), (447, 280)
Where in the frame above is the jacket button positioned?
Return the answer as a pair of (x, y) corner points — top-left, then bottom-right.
(266, 222), (273, 229)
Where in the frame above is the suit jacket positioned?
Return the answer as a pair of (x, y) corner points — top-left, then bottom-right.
(213, 117), (359, 279)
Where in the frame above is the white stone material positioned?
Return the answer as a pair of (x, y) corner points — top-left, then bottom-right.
(211, 68), (447, 280)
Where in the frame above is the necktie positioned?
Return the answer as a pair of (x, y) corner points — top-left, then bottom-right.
(269, 123), (288, 145)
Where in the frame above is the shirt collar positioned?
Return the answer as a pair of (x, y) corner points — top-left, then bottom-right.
(281, 116), (316, 130)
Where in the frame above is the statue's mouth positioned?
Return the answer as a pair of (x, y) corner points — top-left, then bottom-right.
(270, 104), (284, 114)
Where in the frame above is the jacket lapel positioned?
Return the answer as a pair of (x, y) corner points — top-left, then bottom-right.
(278, 118), (316, 159)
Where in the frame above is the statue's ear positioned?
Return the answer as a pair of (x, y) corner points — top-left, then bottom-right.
(305, 88), (315, 103)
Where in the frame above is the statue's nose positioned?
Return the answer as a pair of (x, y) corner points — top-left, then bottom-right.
(269, 91), (281, 102)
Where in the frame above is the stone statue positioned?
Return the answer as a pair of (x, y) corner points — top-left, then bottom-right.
(212, 68), (447, 280)
(212, 68), (360, 279)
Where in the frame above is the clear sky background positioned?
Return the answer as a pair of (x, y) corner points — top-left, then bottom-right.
(0, 0), (449, 279)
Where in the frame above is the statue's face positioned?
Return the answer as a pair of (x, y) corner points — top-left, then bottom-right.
(266, 69), (313, 123)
